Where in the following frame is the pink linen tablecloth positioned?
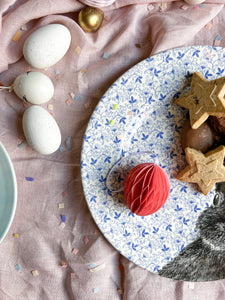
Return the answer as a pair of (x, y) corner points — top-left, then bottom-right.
(1, 0), (225, 299)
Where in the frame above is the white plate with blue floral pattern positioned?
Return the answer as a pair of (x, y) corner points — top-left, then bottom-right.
(81, 46), (225, 274)
(0, 141), (17, 243)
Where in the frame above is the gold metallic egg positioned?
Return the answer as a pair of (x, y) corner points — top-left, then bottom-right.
(78, 7), (104, 33)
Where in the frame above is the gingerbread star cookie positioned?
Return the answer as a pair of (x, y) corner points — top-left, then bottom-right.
(175, 72), (225, 129)
(177, 145), (225, 195)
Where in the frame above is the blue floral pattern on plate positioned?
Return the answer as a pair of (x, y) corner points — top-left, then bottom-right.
(81, 46), (225, 273)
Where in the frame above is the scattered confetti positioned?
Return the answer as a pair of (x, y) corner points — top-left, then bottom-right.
(60, 145), (66, 152)
(58, 203), (64, 209)
(71, 272), (76, 278)
(17, 140), (27, 148)
(26, 177), (34, 182)
(69, 92), (75, 99)
(89, 263), (105, 273)
(104, 15), (110, 22)
(60, 261), (68, 268)
(214, 35), (222, 46)
(24, 66), (31, 72)
(81, 69), (86, 74)
(55, 74), (61, 80)
(109, 119), (114, 125)
(13, 233), (19, 238)
(127, 111), (133, 116)
(15, 264), (22, 272)
(199, 4), (205, 8)
(48, 104), (54, 111)
(117, 288), (123, 295)
(72, 248), (79, 256)
(59, 222), (66, 228)
(147, 4), (154, 11)
(12, 30), (22, 42)
(205, 23), (212, 30)
(21, 24), (27, 31)
(75, 94), (82, 101)
(89, 263), (96, 269)
(31, 270), (39, 276)
(61, 215), (66, 223)
(62, 191), (67, 197)
(55, 69), (60, 75)
(65, 99), (71, 105)
(159, 2), (167, 12)
(188, 282), (195, 289)
(84, 236), (89, 244)
(215, 34), (222, 41)
(75, 46), (81, 54)
(66, 136), (72, 150)
(103, 52), (110, 59)
(113, 104), (119, 110)
(93, 287), (99, 294)
(193, 6), (200, 10)
(180, 4), (188, 10)
(84, 102), (91, 109)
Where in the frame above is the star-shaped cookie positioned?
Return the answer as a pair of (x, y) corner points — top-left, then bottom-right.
(177, 145), (225, 195)
(175, 72), (225, 129)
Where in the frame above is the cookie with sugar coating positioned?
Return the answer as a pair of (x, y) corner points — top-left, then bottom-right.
(177, 145), (225, 195)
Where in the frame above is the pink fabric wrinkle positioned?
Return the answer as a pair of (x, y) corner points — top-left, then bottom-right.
(147, 3), (224, 55)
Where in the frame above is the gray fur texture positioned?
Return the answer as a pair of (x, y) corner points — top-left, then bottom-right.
(158, 182), (225, 282)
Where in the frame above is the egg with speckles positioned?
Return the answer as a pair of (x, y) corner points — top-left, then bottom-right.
(13, 71), (54, 104)
(23, 106), (61, 155)
(23, 24), (71, 69)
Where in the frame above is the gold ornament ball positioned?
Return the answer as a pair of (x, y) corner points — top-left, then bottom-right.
(78, 7), (104, 33)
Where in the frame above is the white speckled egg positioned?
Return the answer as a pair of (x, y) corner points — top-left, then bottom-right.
(23, 24), (71, 69)
(23, 106), (61, 155)
(13, 71), (54, 104)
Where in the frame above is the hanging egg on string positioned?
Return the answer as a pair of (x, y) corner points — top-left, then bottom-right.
(0, 71), (54, 105)
(105, 151), (170, 216)
(78, 6), (104, 32)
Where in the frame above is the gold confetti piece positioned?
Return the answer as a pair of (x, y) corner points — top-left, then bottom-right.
(12, 30), (22, 42)
(13, 233), (19, 238)
(31, 270), (39, 276)
(58, 203), (64, 209)
(81, 69), (86, 73)
(117, 289), (123, 295)
(75, 46), (81, 54)
(160, 2), (167, 11)
(48, 104), (54, 111)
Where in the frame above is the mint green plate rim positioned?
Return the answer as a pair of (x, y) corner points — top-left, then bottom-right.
(0, 141), (17, 243)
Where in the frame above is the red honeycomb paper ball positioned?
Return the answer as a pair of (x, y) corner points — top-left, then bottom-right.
(124, 163), (170, 216)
